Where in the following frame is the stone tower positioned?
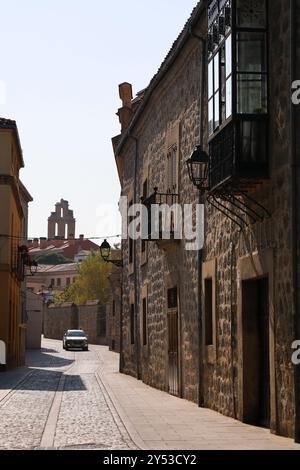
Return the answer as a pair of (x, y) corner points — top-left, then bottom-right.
(47, 199), (76, 240)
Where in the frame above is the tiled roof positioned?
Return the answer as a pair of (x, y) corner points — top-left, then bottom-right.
(36, 263), (79, 273)
(115, 1), (205, 155)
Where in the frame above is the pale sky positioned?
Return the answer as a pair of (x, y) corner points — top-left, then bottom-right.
(1, 0), (198, 242)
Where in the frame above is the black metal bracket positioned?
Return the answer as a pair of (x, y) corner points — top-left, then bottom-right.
(207, 180), (271, 229)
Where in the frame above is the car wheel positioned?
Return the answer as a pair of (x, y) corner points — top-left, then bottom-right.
(65, 346), (68, 351)
(84, 347), (88, 351)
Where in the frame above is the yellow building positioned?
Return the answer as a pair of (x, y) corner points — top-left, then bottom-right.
(0, 118), (26, 368)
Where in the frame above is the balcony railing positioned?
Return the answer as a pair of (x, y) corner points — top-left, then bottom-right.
(141, 188), (179, 242)
(209, 118), (268, 193)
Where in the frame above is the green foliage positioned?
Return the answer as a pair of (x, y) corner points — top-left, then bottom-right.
(53, 288), (72, 305)
(65, 252), (111, 305)
(36, 252), (73, 265)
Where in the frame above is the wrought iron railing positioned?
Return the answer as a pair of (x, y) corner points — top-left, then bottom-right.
(141, 188), (179, 241)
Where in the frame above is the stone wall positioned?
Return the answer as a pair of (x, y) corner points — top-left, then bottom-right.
(79, 301), (108, 346)
(107, 267), (122, 354)
(44, 301), (108, 346)
(44, 303), (78, 340)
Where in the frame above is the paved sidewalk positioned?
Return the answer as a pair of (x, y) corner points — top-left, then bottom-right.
(95, 346), (300, 451)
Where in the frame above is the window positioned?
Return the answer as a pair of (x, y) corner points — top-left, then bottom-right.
(236, 32), (267, 114)
(166, 145), (178, 193)
(66, 278), (71, 287)
(112, 300), (115, 317)
(167, 287), (178, 309)
(225, 34), (232, 119)
(205, 279), (213, 346)
(57, 278), (61, 287)
(51, 279), (55, 287)
(142, 297), (147, 346)
(130, 304), (135, 345)
(208, 37), (232, 135)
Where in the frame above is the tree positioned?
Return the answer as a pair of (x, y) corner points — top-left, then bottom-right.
(36, 253), (73, 265)
(57, 252), (111, 305)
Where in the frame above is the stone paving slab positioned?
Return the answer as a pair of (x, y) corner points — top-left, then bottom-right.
(94, 344), (300, 451)
(1, 339), (299, 451)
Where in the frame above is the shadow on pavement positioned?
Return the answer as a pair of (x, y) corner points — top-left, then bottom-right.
(0, 368), (87, 392)
(25, 349), (74, 369)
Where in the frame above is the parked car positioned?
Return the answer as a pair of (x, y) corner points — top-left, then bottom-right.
(63, 330), (88, 351)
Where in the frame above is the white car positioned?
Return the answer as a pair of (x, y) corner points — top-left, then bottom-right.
(63, 330), (88, 351)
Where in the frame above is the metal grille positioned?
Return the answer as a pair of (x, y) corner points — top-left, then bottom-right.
(209, 122), (235, 190)
(142, 189), (179, 241)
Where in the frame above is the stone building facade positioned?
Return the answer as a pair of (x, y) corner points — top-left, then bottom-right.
(112, 3), (207, 402)
(0, 118), (32, 368)
(112, 0), (300, 441)
(107, 264), (122, 354)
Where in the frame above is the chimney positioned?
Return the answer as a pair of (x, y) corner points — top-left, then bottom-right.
(69, 234), (75, 246)
(117, 82), (133, 131)
(40, 237), (48, 249)
(33, 238), (39, 249)
(79, 234), (84, 240)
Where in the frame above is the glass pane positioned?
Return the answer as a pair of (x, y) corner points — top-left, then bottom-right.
(214, 92), (219, 129)
(239, 120), (267, 163)
(214, 53), (219, 92)
(236, 0), (266, 28)
(208, 98), (214, 135)
(237, 32), (267, 73)
(226, 77), (232, 119)
(225, 34), (232, 78)
(208, 60), (213, 99)
(237, 74), (267, 114)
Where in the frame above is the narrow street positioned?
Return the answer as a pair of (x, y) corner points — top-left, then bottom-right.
(0, 339), (299, 451)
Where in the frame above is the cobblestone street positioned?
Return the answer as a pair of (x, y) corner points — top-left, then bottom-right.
(0, 338), (299, 451)
(0, 340), (136, 450)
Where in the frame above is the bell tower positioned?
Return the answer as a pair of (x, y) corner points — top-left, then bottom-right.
(47, 199), (76, 240)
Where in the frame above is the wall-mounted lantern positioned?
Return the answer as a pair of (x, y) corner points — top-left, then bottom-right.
(100, 240), (123, 268)
(186, 146), (210, 194)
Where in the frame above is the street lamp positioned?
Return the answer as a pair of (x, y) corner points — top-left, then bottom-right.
(186, 145), (209, 193)
(100, 240), (123, 268)
(29, 260), (38, 276)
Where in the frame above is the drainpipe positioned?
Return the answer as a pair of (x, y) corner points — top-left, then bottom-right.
(290, 0), (300, 443)
(189, 27), (206, 408)
(119, 268), (124, 373)
(129, 132), (141, 381)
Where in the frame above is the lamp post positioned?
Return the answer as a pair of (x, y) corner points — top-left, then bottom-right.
(187, 145), (209, 409)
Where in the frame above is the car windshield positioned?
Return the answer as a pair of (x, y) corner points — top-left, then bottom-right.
(67, 331), (86, 337)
